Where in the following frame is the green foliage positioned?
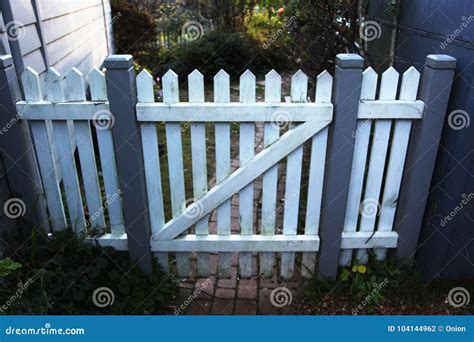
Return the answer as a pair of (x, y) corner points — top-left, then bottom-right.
(305, 255), (402, 311)
(0, 230), (176, 314)
(0, 258), (22, 277)
(153, 31), (293, 80)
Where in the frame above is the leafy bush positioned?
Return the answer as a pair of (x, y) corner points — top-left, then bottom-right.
(0, 230), (176, 314)
(152, 31), (294, 80)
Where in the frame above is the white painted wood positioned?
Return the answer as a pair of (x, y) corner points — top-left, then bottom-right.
(260, 69), (281, 277)
(17, 100), (420, 121)
(136, 70), (168, 272)
(358, 100), (423, 119)
(214, 69), (232, 278)
(188, 69), (210, 277)
(136, 102), (332, 122)
(22, 68), (66, 231)
(87, 68), (125, 234)
(66, 68), (105, 229)
(375, 67), (420, 260)
(357, 67), (399, 263)
(94, 234), (320, 252)
(155, 117), (331, 241)
(46, 68), (86, 232)
(281, 70), (307, 279)
(239, 69), (256, 278)
(94, 231), (397, 252)
(340, 67), (379, 266)
(302, 70), (332, 277)
(162, 70), (189, 277)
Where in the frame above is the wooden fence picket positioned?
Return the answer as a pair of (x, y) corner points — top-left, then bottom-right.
(281, 70), (307, 279)
(214, 70), (232, 278)
(260, 69), (281, 277)
(239, 70), (256, 278)
(162, 70), (189, 277)
(188, 69), (211, 277)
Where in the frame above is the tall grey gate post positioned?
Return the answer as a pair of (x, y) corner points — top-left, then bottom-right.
(318, 54), (364, 279)
(104, 55), (153, 273)
(0, 55), (49, 232)
(393, 55), (457, 264)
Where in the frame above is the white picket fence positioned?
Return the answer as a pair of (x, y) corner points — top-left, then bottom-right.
(16, 61), (425, 279)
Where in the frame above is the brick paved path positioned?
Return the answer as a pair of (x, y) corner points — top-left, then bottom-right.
(171, 122), (308, 315)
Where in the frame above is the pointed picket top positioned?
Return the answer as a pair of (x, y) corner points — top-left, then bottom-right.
(214, 69), (230, 102)
(291, 69), (308, 102)
(137, 69), (154, 103)
(188, 69), (204, 102)
(162, 69), (179, 103)
(240, 69), (256, 103)
(21, 67), (43, 101)
(379, 66), (399, 100)
(66, 67), (86, 101)
(87, 68), (107, 101)
(399, 66), (420, 100)
(265, 69), (281, 103)
(45, 67), (65, 101)
(315, 70), (333, 103)
(361, 67), (378, 100)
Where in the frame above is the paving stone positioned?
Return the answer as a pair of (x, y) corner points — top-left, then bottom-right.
(238, 278), (258, 300)
(235, 300), (257, 315)
(215, 288), (235, 299)
(258, 288), (280, 315)
(211, 298), (234, 315)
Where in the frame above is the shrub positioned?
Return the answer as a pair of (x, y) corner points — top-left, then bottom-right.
(0, 229), (176, 314)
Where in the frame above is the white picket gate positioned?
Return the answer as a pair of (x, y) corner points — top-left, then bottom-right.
(16, 58), (425, 279)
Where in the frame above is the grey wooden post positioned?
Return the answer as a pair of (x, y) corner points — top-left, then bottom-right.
(394, 55), (457, 263)
(104, 55), (153, 273)
(0, 55), (49, 230)
(318, 54), (364, 279)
